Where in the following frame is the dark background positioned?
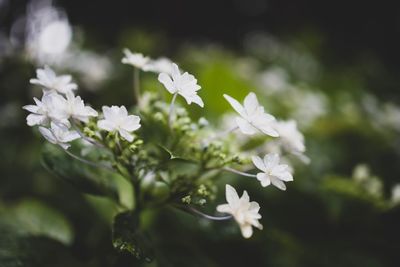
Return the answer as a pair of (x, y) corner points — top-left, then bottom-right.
(3, 0), (400, 100)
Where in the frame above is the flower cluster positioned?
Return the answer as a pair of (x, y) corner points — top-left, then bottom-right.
(23, 50), (307, 243)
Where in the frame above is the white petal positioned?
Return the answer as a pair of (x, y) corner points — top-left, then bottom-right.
(243, 92), (259, 115)
(256, 173), (271, 187)
(240, 224), (253, 239)
(241, 190), (250, 202)
(97, 120), (115, 132)
(119, 106), (128, 117)
(38, 126), (57, 144)
(23, 104), (39, 113)
(29, 78), (41, 86)
(252, 156), (266, 172)
(26, 114), (46, 126)
(270, 176), (287, 191)
(225, 184), (239, 207)
(119, 129), (134, 142)
(171, 63), (181, 78)
(187, 94), (204, 107)
(158, 73), (175, 94)
(101, 106), (113, 120)
(236, 117), (257, 135)
(122, 115), (141, 131)
(257, 123), (279, 137)
(85, 106), (98, 117)
(249, 202), (260, 213)
(216, 204), (231, 213)
(264, 153), (280, 169)
(223, 94), (245, 117)
(62, 131), (80, 142)
(59, 143), (70, 150)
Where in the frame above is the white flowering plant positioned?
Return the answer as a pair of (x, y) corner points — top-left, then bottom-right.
(23, 51), (308, 261)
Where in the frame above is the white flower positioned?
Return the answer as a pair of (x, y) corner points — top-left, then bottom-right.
(23, 92), (69, 126)
(217, 184), (263, 239)
(252, 153), (293, 190)
(39, 122), (80, 150)
(55, 92), (98, 123)
(391, 184), (400, 205)
(121, 49), (150, 69)
(142, 57), (174, 74)
(158, 63), (204, 107)
(30, 66), (77, 94)
(97, 106), (141, 142)
(274, 120), (305, 154)
(223, 92), (278, 137)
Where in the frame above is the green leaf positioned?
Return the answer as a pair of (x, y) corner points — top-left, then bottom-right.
(0, 226), (82, 267)
(41, 144), (134, 208)
(112, 211), (153, 262)
(0, 199), (73, 245)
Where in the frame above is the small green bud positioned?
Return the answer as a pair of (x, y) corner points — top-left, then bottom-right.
(182, 195), (191, 204)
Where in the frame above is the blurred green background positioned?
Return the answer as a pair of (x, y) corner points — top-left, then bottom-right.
(1, 0), (400, 266)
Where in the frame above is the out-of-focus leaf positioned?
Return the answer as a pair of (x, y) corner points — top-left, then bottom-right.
(112, 211), (153, 262)
(41, 144), (133, 208)
(0, 225), (82, 267)
(321, 176), (386, 209)
(0, 199), (73, 245)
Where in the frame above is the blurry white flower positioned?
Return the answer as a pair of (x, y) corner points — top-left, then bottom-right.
(56, 92), (98, 123)
(25, 1), (72, 64)
(252, 153), (293, 190)
(223, 92), (278, 137)
(30, 66), (77, 94)
(39, 122), (80, 150)
(143, 57), (174, 74)
(121, 49), (150, 69)
(258, 67), (289, 93)
(274, 120), (305, 154)
(64, 50), (112, 88)
(217, 184), (263, 238)
(391, 184), (400, 205)
(291, 90), (327, 127)
(352, 164), (370, 183)
(37, 20), (71, 55)
(158, 63), (204, 107)
(198, 117), (209, 127)
(23, 92), (68, 126)
(97, 106), (141, 142)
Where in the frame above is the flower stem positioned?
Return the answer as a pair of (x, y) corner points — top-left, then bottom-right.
(168, 93), (178, 129)
(133, 68), (140, 106)
(64, 149), (114, 171)
(186, 206), (232, 221)
(223, 167), (257, 177)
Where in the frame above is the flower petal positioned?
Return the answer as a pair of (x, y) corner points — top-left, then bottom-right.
(223, 94), (245, 117)
(158, 73), (175, 94)
(216, 204), (231, 213)
(256, 173), (271, 187)
(97, 119), (115, 132)
(243, 92), (258, 115)
(225, 184), (239, 207)
(240, 224), (253, 239)
(270, 176), (287, 191)
(236, 117), (257, 135)
(252, 156), (266, 172)
(119, 129), (134, 142)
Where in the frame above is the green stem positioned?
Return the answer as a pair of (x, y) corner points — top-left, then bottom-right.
(223, 167), (257, 177)
(168, 93), (178, 130)
(133, 68), (140, 106)
(64, 148), (114, 171)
